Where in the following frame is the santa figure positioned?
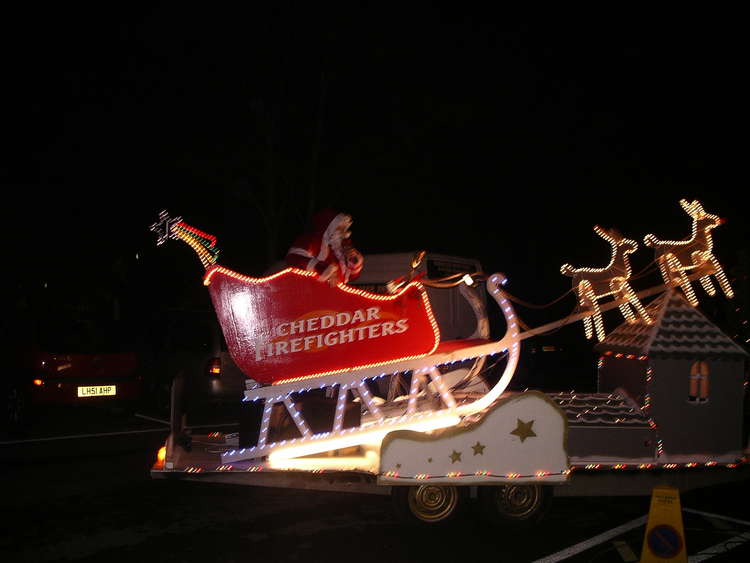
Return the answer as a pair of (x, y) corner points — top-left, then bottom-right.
(285, 209), (364, 284)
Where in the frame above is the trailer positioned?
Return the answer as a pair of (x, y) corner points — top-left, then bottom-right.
(148, 208), (749, 525)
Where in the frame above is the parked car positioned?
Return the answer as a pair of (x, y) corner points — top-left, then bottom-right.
(4, 312), (143, 432)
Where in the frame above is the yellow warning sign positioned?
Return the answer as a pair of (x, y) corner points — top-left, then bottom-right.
(640, 485), (686, 562)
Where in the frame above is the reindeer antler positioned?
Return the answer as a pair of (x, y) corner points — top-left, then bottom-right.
(592, 225), (611, 241)
(680, 199), (705, 217)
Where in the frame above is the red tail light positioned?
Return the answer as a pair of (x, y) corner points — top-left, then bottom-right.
(154, 445), (166, 469)
(208, 357), (221, 377)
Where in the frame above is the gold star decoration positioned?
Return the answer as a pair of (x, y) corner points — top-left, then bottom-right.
(449, 450), (462, 464)
(395, 463), (401, 469)
(472, 441), (486, 456)
(427, 457), (432, 463)
(510, 419), (537, 442)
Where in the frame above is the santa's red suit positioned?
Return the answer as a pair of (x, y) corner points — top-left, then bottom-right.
(285, 209), (364, 284)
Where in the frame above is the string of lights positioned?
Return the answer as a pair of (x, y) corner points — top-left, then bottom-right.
(171, 222), (220, 269)
(165, 456), (746, 477)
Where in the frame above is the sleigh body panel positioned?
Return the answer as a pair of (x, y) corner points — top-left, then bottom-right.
(204, 266), (441, 385)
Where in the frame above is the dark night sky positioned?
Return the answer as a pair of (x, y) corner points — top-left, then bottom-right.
(3, 8), (746, 349)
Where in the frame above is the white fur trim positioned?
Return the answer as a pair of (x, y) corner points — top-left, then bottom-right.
(288, 247), (313, 258)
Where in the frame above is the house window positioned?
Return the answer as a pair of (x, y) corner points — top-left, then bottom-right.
(688, 360), (710, 403)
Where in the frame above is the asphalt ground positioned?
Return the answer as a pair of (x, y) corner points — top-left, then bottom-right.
(2, 405), (749, 562)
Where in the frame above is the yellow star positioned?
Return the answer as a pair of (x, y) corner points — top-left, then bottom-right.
(449, 450), (462, 463)
(510, 419), (537, 442)
(472, 441), (486, 455)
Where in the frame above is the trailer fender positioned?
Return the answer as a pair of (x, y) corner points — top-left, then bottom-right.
(379, 391), (569, 486)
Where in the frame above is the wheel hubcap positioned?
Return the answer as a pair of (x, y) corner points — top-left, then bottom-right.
(408, 485), (458, 522)
(496, 485), (541, 519)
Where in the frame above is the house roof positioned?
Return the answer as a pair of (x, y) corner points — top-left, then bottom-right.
(595, 290), (748, 359)
(547, 392), (652, 428)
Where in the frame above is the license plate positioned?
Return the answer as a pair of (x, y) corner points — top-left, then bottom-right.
(77, 385), (117, 397)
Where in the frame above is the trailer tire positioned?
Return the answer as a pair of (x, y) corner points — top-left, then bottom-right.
(478, 484), (551, 527)
(391, 485), (466, 525)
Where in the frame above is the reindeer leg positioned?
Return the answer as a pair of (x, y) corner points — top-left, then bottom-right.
(699, 275), (717, 296)
(582, 315), (593, 340)
(581, 282), (605, 342)
(578, 284), (594, 340)
(666, 253), (698, 306)
(591, 297), (605, 342)
(582, 313), (594, 340)
(624, 282), (652, 324)
(690, 250), (717, 296)
(612, 278), (636, 324)
(709, 255), (735, 299)
(657, 256), (672, 287)
(618, 301), (635, 324)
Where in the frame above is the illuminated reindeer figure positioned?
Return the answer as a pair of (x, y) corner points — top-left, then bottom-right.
(643, 199), (734, 307)
(561, 226), (652, 342)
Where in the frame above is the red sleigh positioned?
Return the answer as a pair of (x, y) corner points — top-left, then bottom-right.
(150, 212), (521, 465)
(203, 265), (440, 385)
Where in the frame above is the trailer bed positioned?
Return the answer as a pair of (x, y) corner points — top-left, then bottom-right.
(152, 433), (748, 497)
(152, 433), (386, 494)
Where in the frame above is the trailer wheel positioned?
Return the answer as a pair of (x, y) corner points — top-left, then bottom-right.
(478, 484), (551, 527)
(392, 485), (465, 524)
